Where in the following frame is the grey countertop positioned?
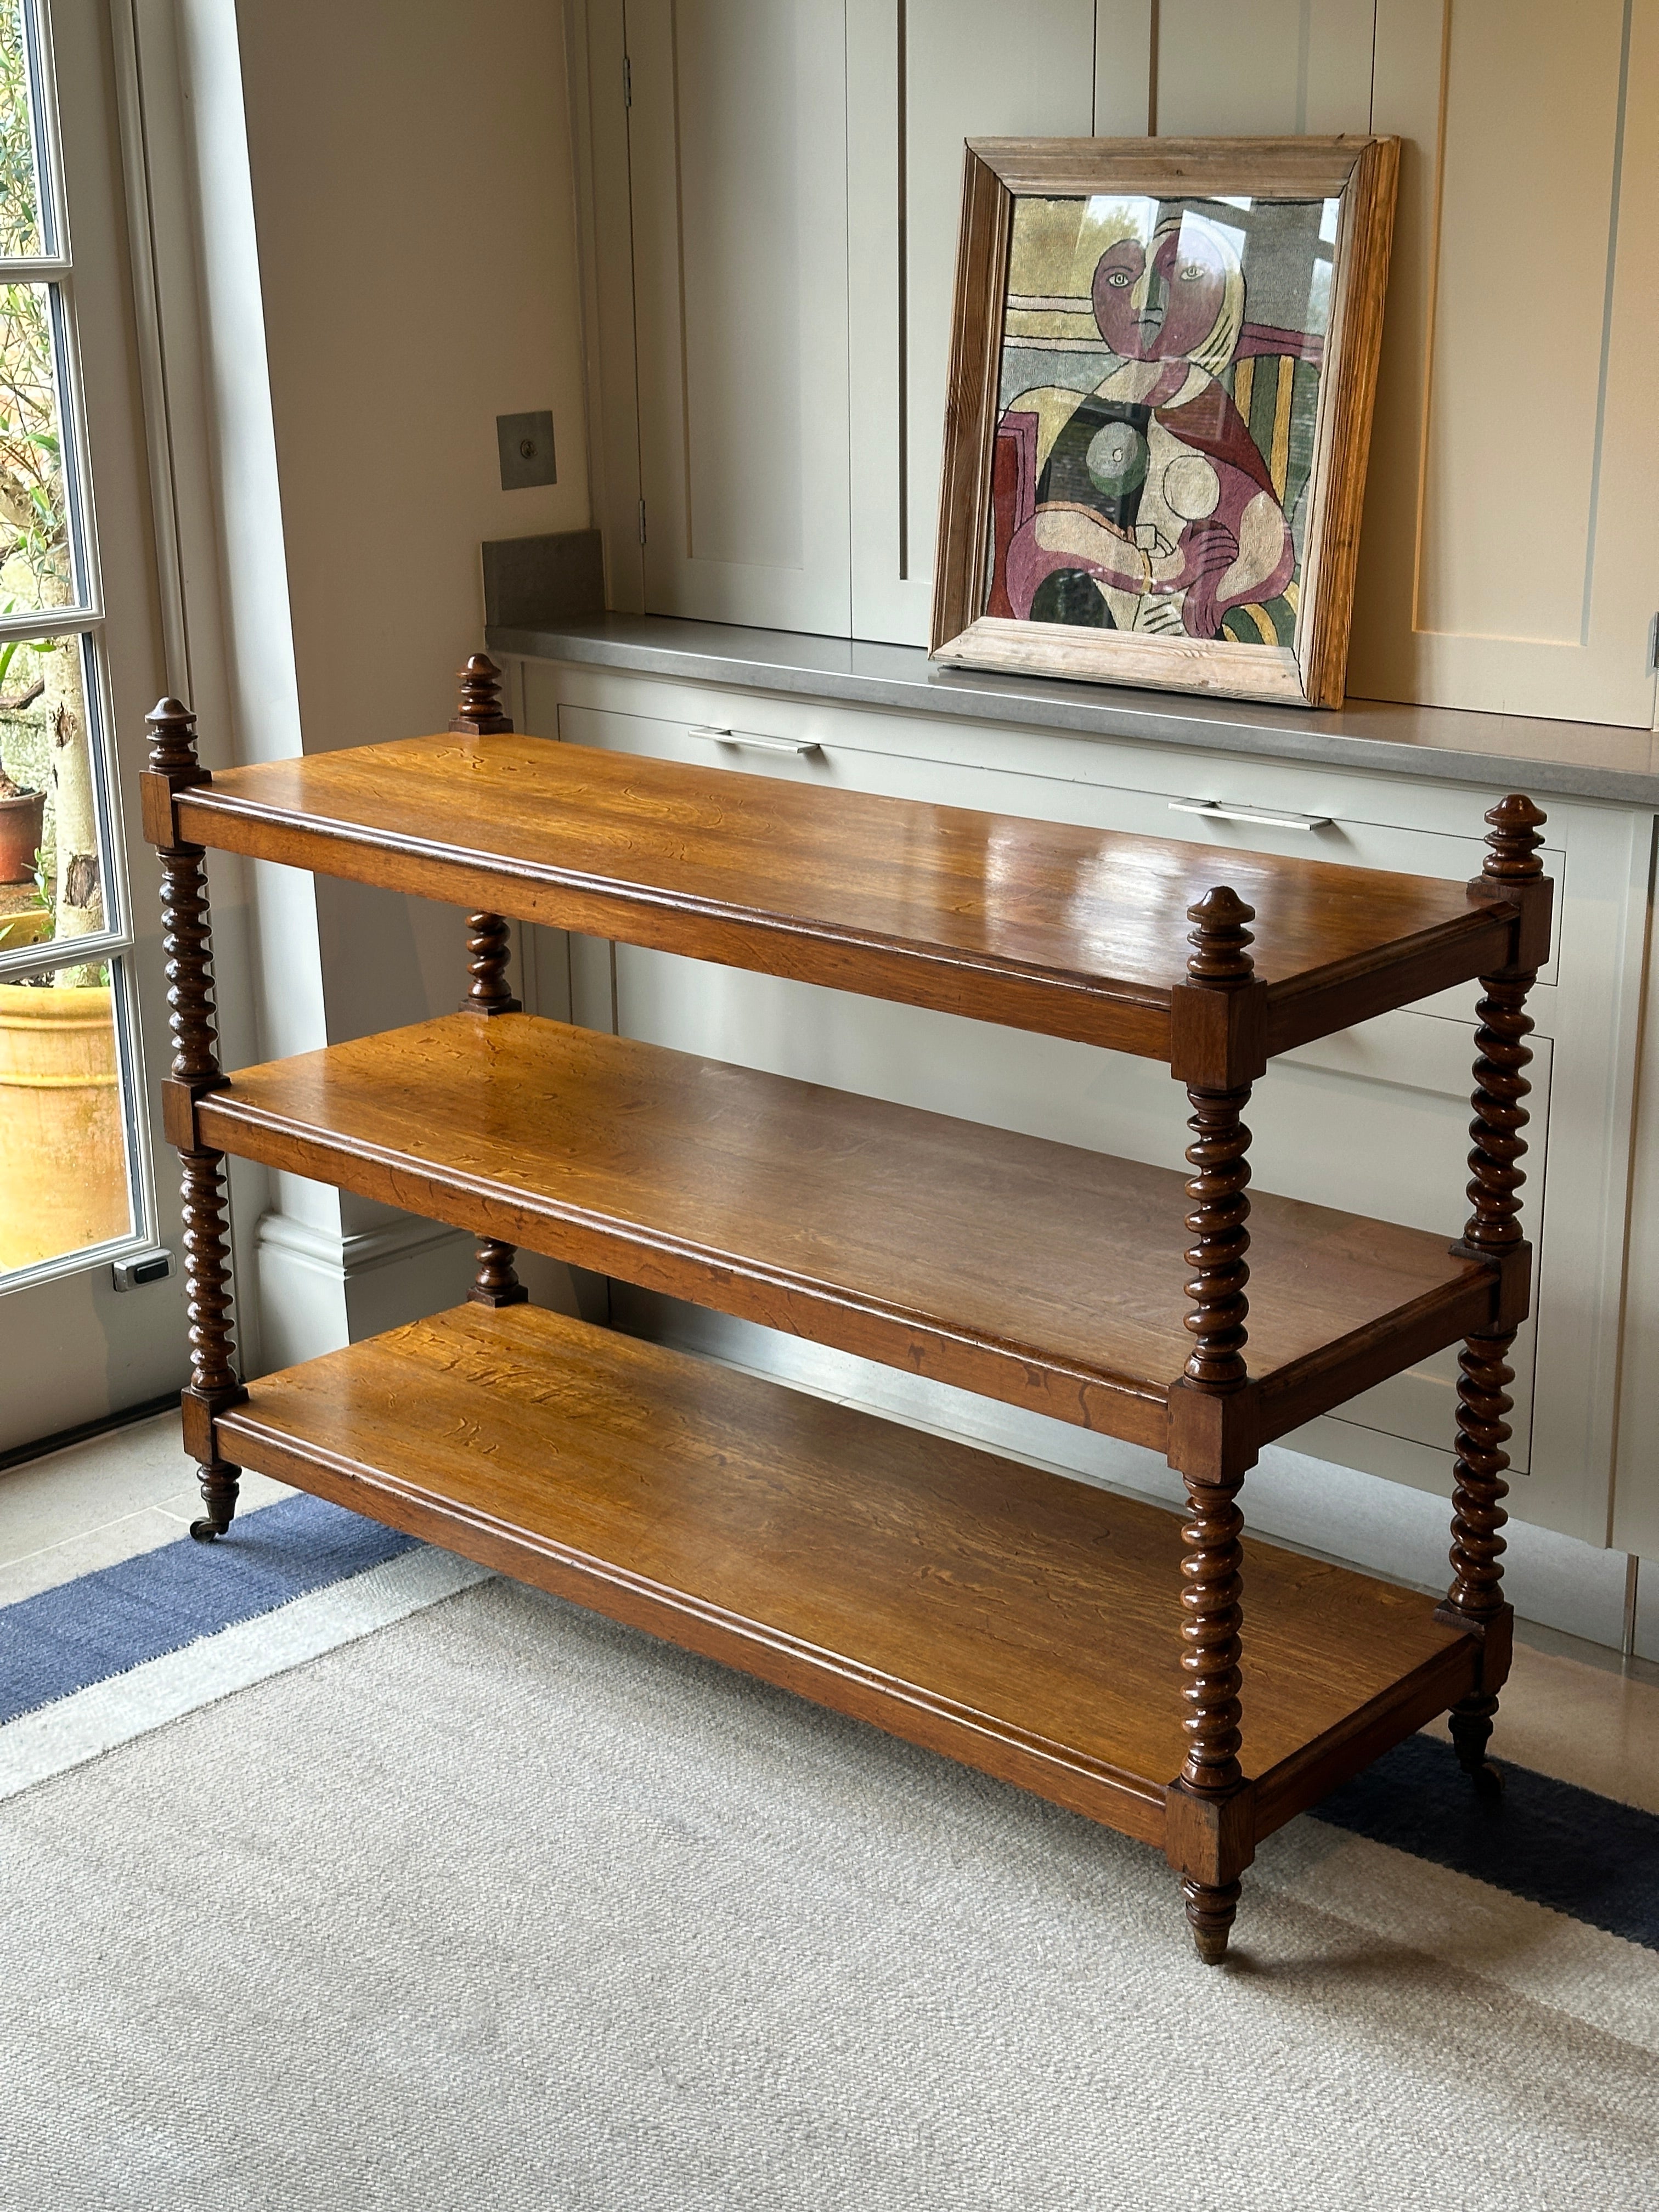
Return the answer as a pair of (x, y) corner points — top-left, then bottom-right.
(487, 614), (1659, 810)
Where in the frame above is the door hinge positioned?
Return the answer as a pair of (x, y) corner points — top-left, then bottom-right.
(1649, 613), (1659, 676)
(638, 499), (647, 545)
(623, 52), (632, 106)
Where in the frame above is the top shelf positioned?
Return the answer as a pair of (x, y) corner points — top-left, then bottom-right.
(173, 732), (1526, 1066)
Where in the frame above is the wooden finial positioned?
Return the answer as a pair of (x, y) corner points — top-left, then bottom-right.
(146, 696), (203, 781)
(1185, 887), (1256, 987)
(1481, 795), (1546, 882)
(450, 653), (513, 735)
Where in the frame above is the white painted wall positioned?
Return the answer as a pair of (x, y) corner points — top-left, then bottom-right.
(233, 0), (590, 778)
(155, 0), (593, 1361)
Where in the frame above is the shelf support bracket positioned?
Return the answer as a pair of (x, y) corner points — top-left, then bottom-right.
(1164, 885), (1259, 1966)
(1434, 794), (1547, 1797)
(146, 697), (247, 1542)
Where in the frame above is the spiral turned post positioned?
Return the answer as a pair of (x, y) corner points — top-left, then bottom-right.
(463, 910), (521, 1016)
(1171, 886), (1257, 1963)
(146, 697), (246, 1541)
(449, 657), (521, 1015)
(1443, 795), (1545, 1792)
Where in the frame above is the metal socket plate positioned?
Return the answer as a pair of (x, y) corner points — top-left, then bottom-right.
(496, 410), (557, 492)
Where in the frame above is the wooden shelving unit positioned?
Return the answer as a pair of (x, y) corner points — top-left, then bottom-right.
(142, 659), (1553, 1964)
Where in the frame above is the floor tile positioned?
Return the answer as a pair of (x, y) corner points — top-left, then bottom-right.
(0, 1414), (199, 1564)
(0, 1508), (196, 1609)
(1424, 1639), (1659, 1816)
(0, 1414), (293, 1596)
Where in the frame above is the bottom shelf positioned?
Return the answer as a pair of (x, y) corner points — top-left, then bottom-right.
(215, 1305), (1481, 1853)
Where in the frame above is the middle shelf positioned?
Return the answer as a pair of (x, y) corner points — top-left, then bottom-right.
(199, 1012), (1501, 1454)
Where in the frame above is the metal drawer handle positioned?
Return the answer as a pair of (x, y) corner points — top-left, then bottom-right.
(1169, 800), (1332, 831)
(687, 724), (821, 757)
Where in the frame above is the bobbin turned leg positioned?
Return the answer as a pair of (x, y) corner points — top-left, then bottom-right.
(145, 698), (247, 1540)
(451, 654), (521, 1016)
(1444, 1334), (1517, 1793)
(1437, 797), (1548, 1796)
(1164, 887), (1260, 1965)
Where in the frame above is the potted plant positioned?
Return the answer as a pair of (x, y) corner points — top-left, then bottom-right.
(0, 647), (128, 1271)
(0, 769), (44, 884)
(0, 636), (47, 879)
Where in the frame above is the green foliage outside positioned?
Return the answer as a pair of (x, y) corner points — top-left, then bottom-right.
(0, 0), (40, 255)
(0, 4), (94, 978)
(0, 2), (67, 612)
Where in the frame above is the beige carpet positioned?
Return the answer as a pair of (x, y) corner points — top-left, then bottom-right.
(2, 1575), (1655, 2210)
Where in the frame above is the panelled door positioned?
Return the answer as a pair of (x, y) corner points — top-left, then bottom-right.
(0, 0), (189, 1451)
(844, 0), (1098, 642)
(625, 0), (854, 634)
(610, 1), (1659, 724)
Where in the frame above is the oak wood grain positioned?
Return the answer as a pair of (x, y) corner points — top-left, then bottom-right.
(967, 136), (1391, 200)
(195, 1011), (1499, 1455)
(932, 143), (1012, 652)
(214, 1302), (1474, 1842)
(939, 617), (1308, 702)
(173, 734), (1517, 1063)
(1296, 137), (1401, 709)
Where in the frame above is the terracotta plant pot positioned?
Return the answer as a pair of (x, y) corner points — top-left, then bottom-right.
(0, 983), (131, 1272)
(0, 786), (46, 883)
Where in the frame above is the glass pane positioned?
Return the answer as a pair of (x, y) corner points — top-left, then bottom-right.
(0, 2), (43, 256)
(0, 280), (70, 610)
(1, 631), (107, 956)
(987, 192), (1340, 648)
(0, 952), (134, 1272)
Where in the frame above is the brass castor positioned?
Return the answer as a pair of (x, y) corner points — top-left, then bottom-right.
(188, 1464), (240, 1544)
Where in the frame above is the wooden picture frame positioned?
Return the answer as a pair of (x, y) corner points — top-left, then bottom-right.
(931, 137), (1400, 710)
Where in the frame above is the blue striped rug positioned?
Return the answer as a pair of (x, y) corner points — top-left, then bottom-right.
(0, 1493), (417, 1725)
(0, 1495), (490, 1802)
(0, 1494), (1654, 1956)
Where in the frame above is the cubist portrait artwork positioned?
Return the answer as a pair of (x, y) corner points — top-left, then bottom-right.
(987, 193), (1338, 650)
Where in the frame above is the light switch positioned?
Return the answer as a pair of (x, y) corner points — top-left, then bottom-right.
(496, 410), (557, 491)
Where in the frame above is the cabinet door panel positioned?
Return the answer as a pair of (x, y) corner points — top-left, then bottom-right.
(1155, 0), (1375, 133)
(847, 0), (1096, 645)
(1350, 0), (1659, 726)
(628, 0), (851, 631)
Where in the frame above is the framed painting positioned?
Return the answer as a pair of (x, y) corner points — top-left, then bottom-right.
(932, 138), (1400, 710)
